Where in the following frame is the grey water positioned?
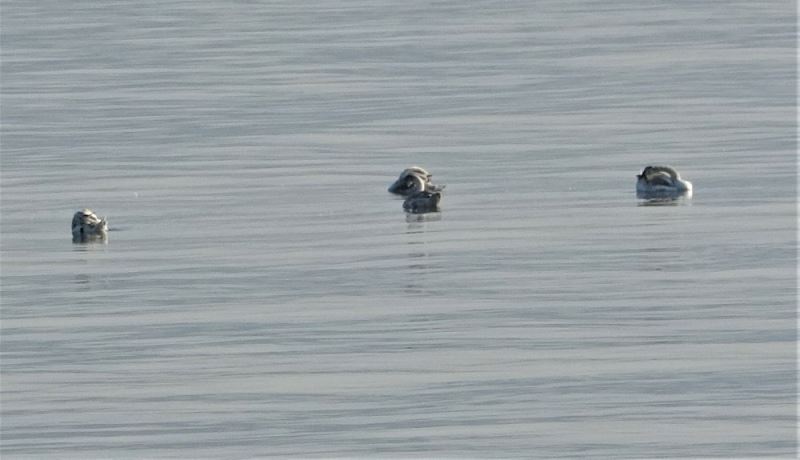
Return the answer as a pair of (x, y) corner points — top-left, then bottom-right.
(1, 0), (796, 458)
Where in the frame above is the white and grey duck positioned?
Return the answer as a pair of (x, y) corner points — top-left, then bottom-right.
(387, 166), (443, 196)
(389, 167), (445, 214)
(402, 175), (444, 214)
(636, 165), (692, 199)
(72, 208), (108, 242)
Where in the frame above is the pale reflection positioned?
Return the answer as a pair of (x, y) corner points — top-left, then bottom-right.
(73, 273), (94, 292)
(71, 237), (108, 249)
(71, 234), (109, 292)
(405, 212), (442, 224)
(637, 197), (692, 207)
(404, 247), (433, 295)
(404, 219), (437, 295)
(635, 245), (674, 272)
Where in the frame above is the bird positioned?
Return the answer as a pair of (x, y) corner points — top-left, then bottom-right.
(403, 190), (443, 214)
(403, 185), (443, 214)
(72, 208), (108, 242)
(388, 166), (443, 196)
(636, 166), (692, 198)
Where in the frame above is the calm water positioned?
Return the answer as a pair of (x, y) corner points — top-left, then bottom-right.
(1, 1), (796, 458)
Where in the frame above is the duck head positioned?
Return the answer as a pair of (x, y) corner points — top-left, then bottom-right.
(638, 165), (680, 186)
(636, 165), (692, 198)
(388, 168), (430, 196)
(72, 208), (108, 242)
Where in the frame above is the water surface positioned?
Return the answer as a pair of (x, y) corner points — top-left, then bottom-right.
(1, 0), (796, 458)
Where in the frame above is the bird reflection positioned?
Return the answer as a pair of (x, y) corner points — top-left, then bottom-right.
(637, 197), (692, 207)
(404, 222), (438, 295)
(71, 239), (109, 293)
(405, 212), (442, 224)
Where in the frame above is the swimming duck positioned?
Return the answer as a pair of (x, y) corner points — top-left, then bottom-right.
(72, 208), (108, 242)
(636, 166), (692, 198)
(388, 166), (442, 196)
(403, 182), (443, 214)
(404, 191), (443, 214)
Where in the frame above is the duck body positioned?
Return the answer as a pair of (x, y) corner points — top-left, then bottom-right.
(72, 208), (108, 242)
(636, 166), (692, 199)
(403, 190), (443, 214)
(388, 166), (443, 196)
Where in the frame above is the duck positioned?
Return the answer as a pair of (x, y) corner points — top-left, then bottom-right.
(404, 191), (443, 214)
(402, 176), (444, 214)
(636, 165), (692, 198)
(72, 208), (108, 242)
(388, 166), (443, 196)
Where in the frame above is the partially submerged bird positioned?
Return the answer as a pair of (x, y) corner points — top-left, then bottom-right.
(636, 166), (692, 199)
(388, 166), (443, 196)
(403, 189), (443, 214)
(72, 208), (108, 242)
(396, 174), (444, 214)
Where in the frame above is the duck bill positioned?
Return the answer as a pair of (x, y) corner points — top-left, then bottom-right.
(387, 179), (407, 194)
